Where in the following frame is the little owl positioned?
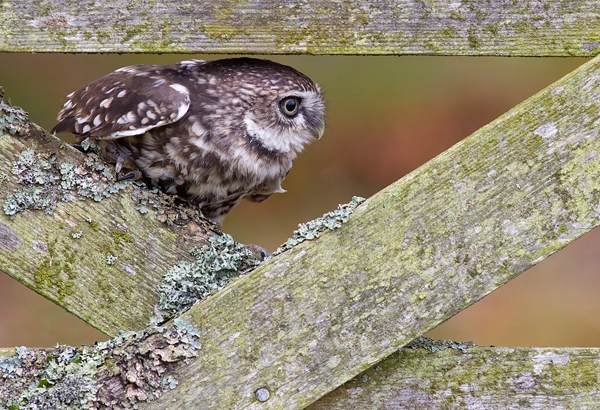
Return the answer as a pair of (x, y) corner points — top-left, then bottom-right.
(52, 58), (325, 226)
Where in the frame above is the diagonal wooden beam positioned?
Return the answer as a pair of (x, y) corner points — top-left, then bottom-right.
(0, 0), (599, 56)
(135, 54), (600, 408)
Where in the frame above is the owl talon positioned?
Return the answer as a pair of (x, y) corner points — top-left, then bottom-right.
(117, 170), (143, 181)
(115, 156), (125, 174)
(243, 244), (271, 261)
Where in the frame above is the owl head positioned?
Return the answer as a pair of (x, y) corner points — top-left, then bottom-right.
(187, 58), (326, 156)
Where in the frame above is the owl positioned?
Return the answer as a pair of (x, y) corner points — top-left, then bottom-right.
(52, 58), (325, 226)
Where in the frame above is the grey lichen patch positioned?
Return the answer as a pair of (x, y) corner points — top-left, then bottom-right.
(0, 88), (28, 136)
(3, 148), (130, 218)
(405, 336), (476, 353)
(582, 40), (600, 53)
(274, 196), (366, 254)
(106, 255), (117, 265)
(157, 233), (262, 317)
(0, 319), (201, 409)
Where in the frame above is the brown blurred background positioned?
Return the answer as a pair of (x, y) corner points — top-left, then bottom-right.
(1, 54), (598, 348)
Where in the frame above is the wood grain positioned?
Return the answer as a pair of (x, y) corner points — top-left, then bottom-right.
(0, 0), (599, 55)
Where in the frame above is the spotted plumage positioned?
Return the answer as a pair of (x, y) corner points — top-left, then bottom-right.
(52, 58), (325, 226)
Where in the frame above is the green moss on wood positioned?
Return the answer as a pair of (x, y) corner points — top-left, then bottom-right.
(109, 229), (133, 248)
(0, 101), (211, 335)
(33, 235), (76, 300)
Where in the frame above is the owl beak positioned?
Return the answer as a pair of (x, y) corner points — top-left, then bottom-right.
(316, 123), (325, 140)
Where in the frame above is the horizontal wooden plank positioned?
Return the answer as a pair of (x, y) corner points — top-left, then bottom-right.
(310, 340), (600, 409)
(0, 0), (599, 55)
(136, 54), (600, 408)
(4, 342), (599, 408)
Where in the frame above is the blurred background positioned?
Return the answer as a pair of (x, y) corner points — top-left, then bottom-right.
(1, 54), (598, 348)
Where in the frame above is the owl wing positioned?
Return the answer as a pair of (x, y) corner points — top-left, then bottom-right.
(52, 64), (191, 139)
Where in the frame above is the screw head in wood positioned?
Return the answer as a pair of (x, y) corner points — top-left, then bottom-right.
(255, 387), (270, 402)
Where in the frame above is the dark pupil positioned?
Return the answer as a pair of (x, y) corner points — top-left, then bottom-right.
(284, 99), (297, 113)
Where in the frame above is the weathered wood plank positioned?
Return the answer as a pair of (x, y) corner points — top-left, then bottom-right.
(135, 54), (600, 408)
(4, 342), (600, 408)
(0, 102), (214, 335)
(310, 341), (600, 409)
(1, 0), (599, 56)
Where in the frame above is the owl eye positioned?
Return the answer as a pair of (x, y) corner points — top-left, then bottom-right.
(280, 97), (300, 117)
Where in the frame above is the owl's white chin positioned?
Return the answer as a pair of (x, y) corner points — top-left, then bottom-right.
(243, 115), (317, 154)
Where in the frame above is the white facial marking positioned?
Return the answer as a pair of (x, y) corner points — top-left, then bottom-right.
(244, 113), (313, 154)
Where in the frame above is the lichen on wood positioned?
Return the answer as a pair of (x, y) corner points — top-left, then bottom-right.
(0, 92), (215, 336)
(1, 33), (600, 410)
(157, 233), (263, 317)
(274, 196), (365, 254)
(0, 318), (201, 409)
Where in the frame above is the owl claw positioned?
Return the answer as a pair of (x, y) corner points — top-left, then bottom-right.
(117, 170), (143, 181)
(243, 244), (271, 261)
(71, 144), (86, 153)
(115, 156), (125, 174)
